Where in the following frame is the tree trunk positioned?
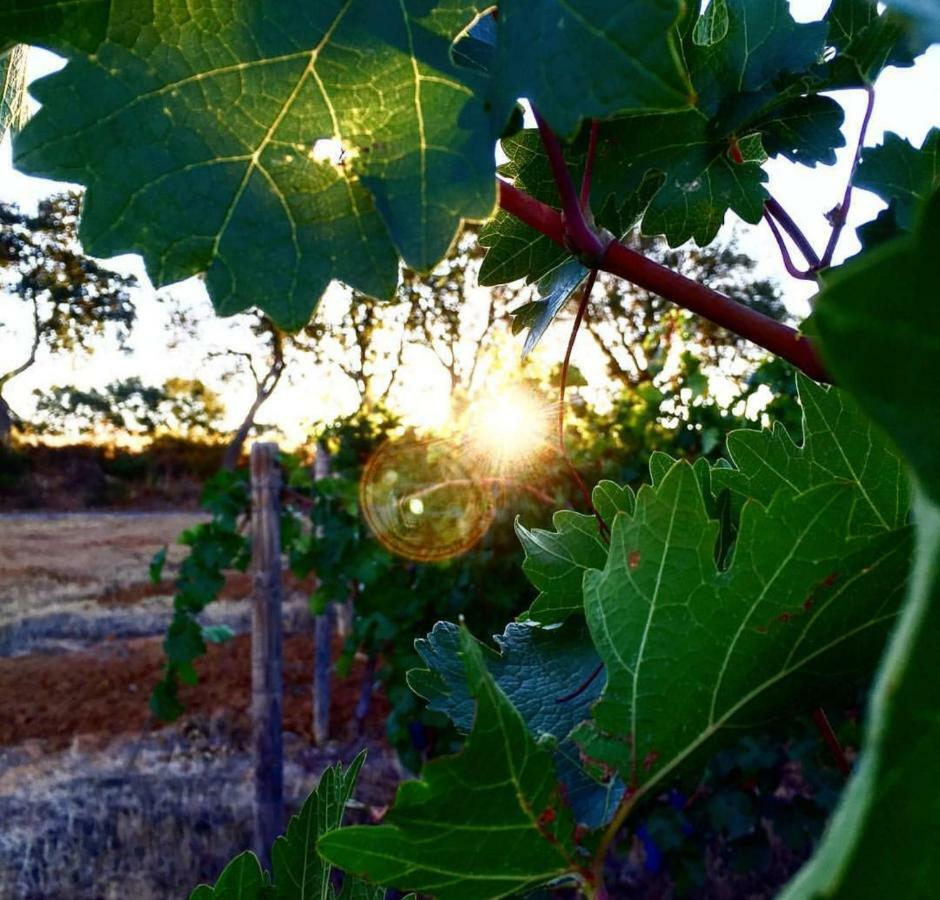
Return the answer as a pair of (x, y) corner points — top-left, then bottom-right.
(250, 442), (284, 866)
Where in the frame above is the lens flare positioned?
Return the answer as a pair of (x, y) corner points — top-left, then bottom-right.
(360, 437), (494, 562)
(467, 385), (552, 473)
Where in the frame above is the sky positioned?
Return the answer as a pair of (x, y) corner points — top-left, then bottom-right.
(1, 1), (939, 446)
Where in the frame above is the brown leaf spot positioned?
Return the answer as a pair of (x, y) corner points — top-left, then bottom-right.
(628, 550), (641, 570)
(643, 750), (660, 771)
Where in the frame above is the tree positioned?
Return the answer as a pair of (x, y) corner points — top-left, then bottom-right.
(34, 375), (226, 441)
(0, 193), (136, 441)
(3, 2), (939, 898)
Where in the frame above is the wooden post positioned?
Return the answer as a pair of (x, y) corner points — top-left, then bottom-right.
(312, 440), (333, 745)
(250, 442), (284, 865)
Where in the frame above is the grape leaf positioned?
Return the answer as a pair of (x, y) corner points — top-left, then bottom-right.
(595, 109), (770, 246)
(884, 0), (940, 44)
(190, 753), (366, 899)
(516, 481), (634, 626)
(754, 95), (846, 168)
(408, 619), (622, 827)
(271, 751), (365, 899)
(824, 0), (923, 87)
(488, 0), (692, 138)
(575, 460), (912, 797)
(0, 45), (28, 142)
(684, 0), (828, 117)
(713, 374), (910, 538)
(319, 627), (585, 899)
(0, 1), (108, 53)
(190, 851), (268, 899)
(855, 129), (940, 231)
(781, 193), (940, 899)
(9, 0), (494, 329)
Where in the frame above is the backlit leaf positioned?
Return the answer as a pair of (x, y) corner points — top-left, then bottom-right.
(9, 0), (494, 329)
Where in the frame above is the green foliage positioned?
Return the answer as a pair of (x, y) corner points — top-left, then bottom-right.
(9, 0), (495, 329)
(320, 381), (914, 896)
(779, 192), (940, 899)
(488, 0), (691, 137)
(515, 481), (632, 626)
(151, 469), (250, 720)
(576, 460), (909, 793)
(34, 376), (227, 439)
(6, 3), (939, 896)
(854, 128), (940, 243)
(885, 0), (940, 43)
(191, 752), (371, 899)
(319, 627), (585, 899)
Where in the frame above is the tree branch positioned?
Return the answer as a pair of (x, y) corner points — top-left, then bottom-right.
(498, 181), (830, 383)
(0, 295), (42, 387)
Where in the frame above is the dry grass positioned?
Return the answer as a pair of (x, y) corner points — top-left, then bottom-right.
(0, 512), (201, 624)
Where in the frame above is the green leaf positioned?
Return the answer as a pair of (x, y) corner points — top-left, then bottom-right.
(271, 751), (365, 898)
(593, 109), (769, 247)
(408, 620), (621, 827)
(754, 95), (845, 168)
(855, 128), (940, 232)
(575, 460), (912, 797)
(0, 45), (28, 141)
(815, 189), (940, 507)
(518, 260), (589, 356)
(781, 190), (940, 900)
(319, 627), (584, 899)
(0, 1), (108, 54)
(488, 0), (691, 138)
(685, 0), (828, 117)
(884, 0), (940, 44)
(824, 0), (923, 87)
(149, 545), (167, 585)
(10, 1), (494, 329)
(516, 482), (634, 626)
(189, 851), (267, 900)
(713, 374), (910, 538)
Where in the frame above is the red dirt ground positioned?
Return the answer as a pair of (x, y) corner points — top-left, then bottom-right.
(0, 632), (386, 750)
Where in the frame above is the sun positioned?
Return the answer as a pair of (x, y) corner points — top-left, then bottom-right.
(467, 385), (552, 473)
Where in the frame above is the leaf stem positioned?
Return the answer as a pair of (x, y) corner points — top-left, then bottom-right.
(763, 211), (816, 281)
(580, 119), (600, 210)
(811, 707), (852, 777)
(534, 108), (608, 262)
(558, 269), (608, 534)
(498, 181), (831, 383)
(764, 197), (821, 270)
(820, 84), (875, 270)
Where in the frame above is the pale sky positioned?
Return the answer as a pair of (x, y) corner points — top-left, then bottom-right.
(1, 1), (938, 445)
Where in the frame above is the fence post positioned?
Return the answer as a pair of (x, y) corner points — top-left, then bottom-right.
(312, 441), (332, 745)
(250, 442), (284, 865)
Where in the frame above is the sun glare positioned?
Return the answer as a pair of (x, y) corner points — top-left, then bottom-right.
(468, 385), (552, 473)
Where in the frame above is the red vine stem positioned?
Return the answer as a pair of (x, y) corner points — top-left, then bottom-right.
(580, 119), (600, 209)
(533, 107), (608, 261)
(820, 84), (875, 269)
(498, 181), (831, 383)
(765, 197), (821, 270)
(812, 707), (852, 777)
